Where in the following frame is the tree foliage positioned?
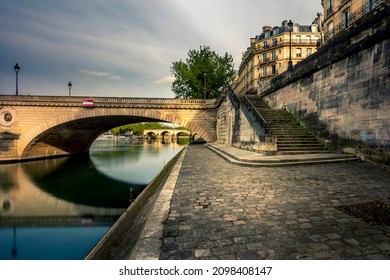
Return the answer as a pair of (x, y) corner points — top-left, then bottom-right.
(171, 46), (236, 99)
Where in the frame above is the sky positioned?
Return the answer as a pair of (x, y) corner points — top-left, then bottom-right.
(0, 0), (323, 98)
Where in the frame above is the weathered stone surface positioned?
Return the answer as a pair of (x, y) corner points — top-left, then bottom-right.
(160, 145), (390, 260)
(0, 97), (218, 161)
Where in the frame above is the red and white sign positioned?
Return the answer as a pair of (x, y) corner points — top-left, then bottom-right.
(82, 99), (94, 108)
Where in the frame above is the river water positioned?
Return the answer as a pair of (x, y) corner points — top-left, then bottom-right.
(0, 139), (186, 260)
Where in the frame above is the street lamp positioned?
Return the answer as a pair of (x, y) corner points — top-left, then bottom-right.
(203, 70), (208, 99)
(68, 81), (72, 96)
(288, 20), (294, 71)
(13, 63), (20, 95)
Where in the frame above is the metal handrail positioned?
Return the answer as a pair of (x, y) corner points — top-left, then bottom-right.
(225, 86), (241, 110)
(242, 95), (270, 134)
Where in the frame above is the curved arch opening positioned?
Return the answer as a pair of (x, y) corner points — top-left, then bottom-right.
(20, 109), (214, 160)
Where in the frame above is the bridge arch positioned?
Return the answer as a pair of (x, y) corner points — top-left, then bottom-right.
(146, 132), (158, 139)
(19, 107), (214, 160)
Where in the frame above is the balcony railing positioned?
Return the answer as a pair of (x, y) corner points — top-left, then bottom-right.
(324, 0), (385, 41)
(326, 5), (334, 16)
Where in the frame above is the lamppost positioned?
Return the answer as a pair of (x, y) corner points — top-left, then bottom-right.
(203, 70), (208, 99)
(68, 81), (72, 96)
(13, 63), (20, 95)
(288, 20), (294, 71)
(11, 226), (17, 259)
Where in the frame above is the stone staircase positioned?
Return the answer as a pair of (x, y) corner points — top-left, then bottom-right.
(245, 94), (327, 155)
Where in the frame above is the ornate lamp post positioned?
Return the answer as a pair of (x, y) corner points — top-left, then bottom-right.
(203, 70), (208, 99)
(14, 63), (20, 95)
(68, 81), (72, 96)
(288, 20), (294, 71)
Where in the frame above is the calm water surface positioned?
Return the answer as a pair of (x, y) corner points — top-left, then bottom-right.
(0, 139), (185, 260)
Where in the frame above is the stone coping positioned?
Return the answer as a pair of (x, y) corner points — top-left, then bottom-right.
(206, 143), (358, 166)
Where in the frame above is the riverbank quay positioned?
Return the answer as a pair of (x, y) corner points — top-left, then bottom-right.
(206, 143), (359, 166)
(85, 147), (186, 260)
(157, 145), (390, 260)
(89, 144), (390, 260)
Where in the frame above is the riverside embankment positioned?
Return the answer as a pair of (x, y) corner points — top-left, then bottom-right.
(87, 144), (390, 260)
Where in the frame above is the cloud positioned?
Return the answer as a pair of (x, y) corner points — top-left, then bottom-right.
(155, 76), (175, 85)
(80, 70), (122, 80)
(0, 0), (323, 98)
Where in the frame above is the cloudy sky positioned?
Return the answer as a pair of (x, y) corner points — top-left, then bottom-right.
(0, 0), (323, 98)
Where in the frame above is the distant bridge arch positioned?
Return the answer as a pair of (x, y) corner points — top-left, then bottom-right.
(144, 129), (190, 139)
(0, 96), (218, 161)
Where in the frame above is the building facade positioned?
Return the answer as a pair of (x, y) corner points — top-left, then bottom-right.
(322, 0), (384, 42)
(234, 19), (322, 95)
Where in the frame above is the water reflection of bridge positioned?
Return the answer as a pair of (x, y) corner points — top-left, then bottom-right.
(0, 157), (127, 227)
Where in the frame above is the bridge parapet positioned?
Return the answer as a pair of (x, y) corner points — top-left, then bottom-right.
(0, 95), (218, 162)
(0, 95), (216, 109)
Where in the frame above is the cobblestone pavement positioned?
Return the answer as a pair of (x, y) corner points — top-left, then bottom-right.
(159, 145), (390, 260)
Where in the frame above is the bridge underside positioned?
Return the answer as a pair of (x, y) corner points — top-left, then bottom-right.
(23, 116), (162, 159)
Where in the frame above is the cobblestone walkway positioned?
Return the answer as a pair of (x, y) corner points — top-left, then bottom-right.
(160, 145), (390, 260)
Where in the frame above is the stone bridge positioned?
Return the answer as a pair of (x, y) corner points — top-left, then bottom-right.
(144, 129), (190, 139)
(0, 95), (218, 162)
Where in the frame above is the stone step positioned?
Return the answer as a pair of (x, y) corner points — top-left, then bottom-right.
(276, 134), (316, 138)
(270, 128), (309, 132)
(277, 138), (318, 144)
(277, 145), (325, 149)
(273, 133), (315, 137)
(277, 146), (327, 151)
(276, 150), (331, 155)
(244, 94), (327, 155)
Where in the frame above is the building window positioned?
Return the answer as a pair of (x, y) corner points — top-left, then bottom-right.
(271, 50), (276, 61)
(263, 41), (268, 48)
(296, 35), (301, 43)
(296, 48), (302, 58)
(307, 48), (312, 56)
(262, 53), (267, 63)
(327, 0), (333, 15)
(271, 65), (276, 75)
(342, 8), (350, 29)
(262, 67), (267, 76)
(368, 0), (377, 11)
(328, 21), (334, 38)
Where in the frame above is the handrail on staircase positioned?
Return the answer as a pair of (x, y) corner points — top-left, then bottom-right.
(242, 95), (271, 135)
(225, 86), (240, 110)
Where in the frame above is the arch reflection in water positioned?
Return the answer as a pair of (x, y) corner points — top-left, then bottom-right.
(0, 140), (185, 259)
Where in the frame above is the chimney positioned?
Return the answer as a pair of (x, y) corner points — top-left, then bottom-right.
(262, 25), (272, 33)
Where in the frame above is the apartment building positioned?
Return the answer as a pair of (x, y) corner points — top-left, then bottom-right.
(234, 19), (322, 95)
(322, 0), (384, 41)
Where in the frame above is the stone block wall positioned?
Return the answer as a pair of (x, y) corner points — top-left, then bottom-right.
(217, 93), (277, 153)
(263, 38), (390, 162)
(0, 98), (218, 162)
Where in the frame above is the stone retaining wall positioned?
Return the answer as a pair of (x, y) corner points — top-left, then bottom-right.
(261, 11), (390, 163)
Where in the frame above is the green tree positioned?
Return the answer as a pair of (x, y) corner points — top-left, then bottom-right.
(171, 46), (236, 99)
